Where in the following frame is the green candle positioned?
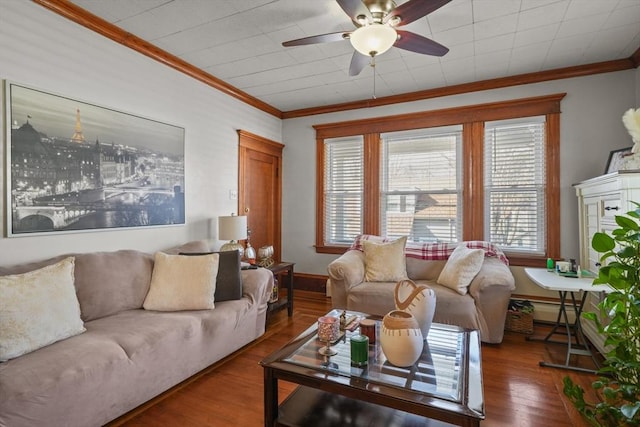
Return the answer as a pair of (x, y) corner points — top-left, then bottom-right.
(547, 258), (554, 271)
(350, 334), (369, 366)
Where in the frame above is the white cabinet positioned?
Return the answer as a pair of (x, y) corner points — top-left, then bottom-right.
(574, 172), (640, 354)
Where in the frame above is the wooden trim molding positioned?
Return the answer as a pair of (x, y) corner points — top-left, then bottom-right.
(313, 93), (565, 139)
(292, 273), (329, 293)
(284, 58), (634, 119)
(544, 113), (561, 260)
(363, 134), (380, 236)
(33, 0), (282, 118)
(238, 130), (284, 155)
(462, 122), (485, 241)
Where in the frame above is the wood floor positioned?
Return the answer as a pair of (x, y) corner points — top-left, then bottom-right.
(107, 292), (601, 427)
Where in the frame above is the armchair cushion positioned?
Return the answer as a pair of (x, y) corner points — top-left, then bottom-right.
(363, 236), (408, 282)
(437, 245), (485, 295)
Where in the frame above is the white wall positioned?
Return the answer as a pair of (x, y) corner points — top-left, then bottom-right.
(281, 69), (638, 307)
(2, 1), (638, 304)
(0, 1), (281, 265)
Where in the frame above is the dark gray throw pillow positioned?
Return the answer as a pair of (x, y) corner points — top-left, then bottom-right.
(179, 251), (242, 302)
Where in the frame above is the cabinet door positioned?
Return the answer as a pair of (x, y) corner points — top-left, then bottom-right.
(582, 196), (601, 272)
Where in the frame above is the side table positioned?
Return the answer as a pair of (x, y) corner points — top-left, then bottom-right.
(524, 267), (611, 373)
(267, 262), (294, 317)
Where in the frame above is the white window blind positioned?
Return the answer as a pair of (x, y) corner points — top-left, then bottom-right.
(381, 127), (462, 243)
(323, 136), (364, 245)
(484, 117), (546, 254)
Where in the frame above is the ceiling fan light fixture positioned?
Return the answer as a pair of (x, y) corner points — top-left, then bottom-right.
(350, 23), (397, 57)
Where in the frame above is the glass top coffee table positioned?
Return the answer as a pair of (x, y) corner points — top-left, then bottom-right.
(260, 309), (484, 426)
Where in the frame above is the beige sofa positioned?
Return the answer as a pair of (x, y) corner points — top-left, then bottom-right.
(328, 238), (515, 344)
(0, 241), (273, 427)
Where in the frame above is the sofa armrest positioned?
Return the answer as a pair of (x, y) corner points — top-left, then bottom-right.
(468, 258), (515, 296)
(241, 267), (273, 307)
(468, 257), (515, 343)
(327, 250), (366, 309)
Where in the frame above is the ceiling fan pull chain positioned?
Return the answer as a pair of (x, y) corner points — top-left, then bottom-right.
(372, 56), (377, 99)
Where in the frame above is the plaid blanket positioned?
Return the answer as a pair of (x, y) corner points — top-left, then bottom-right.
(349, 234), (509, 265)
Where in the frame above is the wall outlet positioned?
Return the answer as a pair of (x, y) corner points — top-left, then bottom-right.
(229, 190), (238, 200)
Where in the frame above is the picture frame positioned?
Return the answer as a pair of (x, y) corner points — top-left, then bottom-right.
(605, 146), (633, 174)
(5, 81), (185, 236)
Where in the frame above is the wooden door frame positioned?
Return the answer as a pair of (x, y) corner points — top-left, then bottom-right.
(237, 129), (284, 261)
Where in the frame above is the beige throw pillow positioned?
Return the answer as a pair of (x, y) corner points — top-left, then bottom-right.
(0, 257), (85, 361)
(363, 236), (408, 282)
(143, 252), (219, 311)
(437, 245), (485, 295)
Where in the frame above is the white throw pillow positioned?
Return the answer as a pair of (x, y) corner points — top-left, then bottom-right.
(0, 257), (85, 361)
(143, 252), (219, 311)
(437, 245), (485, 295)
(363, 236), (408, 282)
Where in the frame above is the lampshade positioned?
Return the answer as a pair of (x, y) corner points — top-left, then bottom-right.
(218, 215), (247, 241)
(350, 23), (397, 57)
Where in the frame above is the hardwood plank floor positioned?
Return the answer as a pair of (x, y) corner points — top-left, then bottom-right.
(107, 293), (600, 426)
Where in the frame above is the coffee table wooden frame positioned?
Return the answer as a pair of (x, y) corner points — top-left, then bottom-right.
(260, 311), (484, 427)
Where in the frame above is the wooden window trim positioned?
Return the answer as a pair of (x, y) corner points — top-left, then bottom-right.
(315, 94), (565, 266)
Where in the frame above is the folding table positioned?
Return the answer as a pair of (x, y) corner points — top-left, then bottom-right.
(524, 267), (612, 374)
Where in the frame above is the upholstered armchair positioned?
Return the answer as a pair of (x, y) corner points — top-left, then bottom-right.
(327, 235), (516, 344)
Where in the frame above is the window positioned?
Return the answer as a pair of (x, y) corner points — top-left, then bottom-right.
(314, 94), (563, 265)
(323, 136), (364, 245)
(381, 127), (462, 243)
(484, 118), (546, 254)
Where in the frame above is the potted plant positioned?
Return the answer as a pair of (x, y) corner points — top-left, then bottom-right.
(563, 203), (640, 426)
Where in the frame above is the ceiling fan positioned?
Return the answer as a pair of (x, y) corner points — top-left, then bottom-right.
(282, 0), (451, 76)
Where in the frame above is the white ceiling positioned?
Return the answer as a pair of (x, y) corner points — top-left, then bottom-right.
(68, 0), (640, 113)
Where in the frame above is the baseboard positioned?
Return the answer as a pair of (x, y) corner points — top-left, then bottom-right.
(530, 301), (576, 323)
(293, 272), (328, 293)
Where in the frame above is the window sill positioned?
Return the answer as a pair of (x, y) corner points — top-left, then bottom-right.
(315, 245), (349, 255)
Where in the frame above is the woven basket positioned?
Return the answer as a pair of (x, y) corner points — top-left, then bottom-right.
(505, 310), (534, 334)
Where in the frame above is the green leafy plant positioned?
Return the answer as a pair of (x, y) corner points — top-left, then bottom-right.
(563, 203), (640, 426)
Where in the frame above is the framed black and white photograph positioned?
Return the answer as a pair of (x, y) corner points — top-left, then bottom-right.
(5, 81), (185, 236)
(605, 146), (633, 174)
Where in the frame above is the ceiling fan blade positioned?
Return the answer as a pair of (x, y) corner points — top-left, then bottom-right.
(384, 0), (452, 26)
(337, 0), (372, 25)
(349, 51), (370, 76)
(395, 30), (449, 56)
(282, 31), (350, 47)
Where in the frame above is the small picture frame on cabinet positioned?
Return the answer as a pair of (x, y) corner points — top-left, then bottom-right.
(605, 146), (633, 174)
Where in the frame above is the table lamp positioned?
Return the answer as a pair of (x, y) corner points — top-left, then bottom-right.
(218, 214), (247, 256)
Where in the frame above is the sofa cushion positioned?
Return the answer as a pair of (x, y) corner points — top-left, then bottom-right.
(75, 250), (155, 321)
(143, 252), (219, 311)
(437, 244), (484, 295)
(179, 251), (243, 302)
(0, 257), (85, 361)
(363, 236), (408, 282)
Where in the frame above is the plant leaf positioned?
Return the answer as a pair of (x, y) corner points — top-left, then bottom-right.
(592, 232), (615, 252)
(616, 214), (640, 230)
